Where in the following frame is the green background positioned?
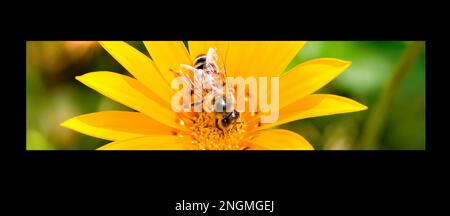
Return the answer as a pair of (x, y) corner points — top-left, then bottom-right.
(26, 41), (425, 150)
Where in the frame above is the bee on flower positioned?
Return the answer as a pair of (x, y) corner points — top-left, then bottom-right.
(61, 41), (367, 150)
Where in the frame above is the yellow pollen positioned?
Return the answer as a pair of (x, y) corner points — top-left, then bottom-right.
(178, 119), (185, 126)
(189, 112), (247, 150)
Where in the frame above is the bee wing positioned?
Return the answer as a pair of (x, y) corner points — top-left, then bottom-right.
(205, 47), (227, 82)
(180, 64), (206, 95)
(206, 48), (236, 111)
(176, 64), (195, 90)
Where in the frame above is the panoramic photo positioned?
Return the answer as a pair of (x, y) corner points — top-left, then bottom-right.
(26, 41), (425, 150)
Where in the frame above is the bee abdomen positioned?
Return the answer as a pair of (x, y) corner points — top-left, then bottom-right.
(194, 55), (207, 69)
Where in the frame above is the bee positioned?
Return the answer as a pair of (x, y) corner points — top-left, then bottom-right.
(175, 48), (240, 130)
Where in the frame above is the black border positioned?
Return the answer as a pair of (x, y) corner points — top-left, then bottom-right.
(10, 9), (441, 214)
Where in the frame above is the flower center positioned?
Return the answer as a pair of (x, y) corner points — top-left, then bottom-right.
(188, 112), (247, 150)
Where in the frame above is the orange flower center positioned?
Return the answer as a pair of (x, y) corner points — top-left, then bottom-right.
(188, 112), (247, 150)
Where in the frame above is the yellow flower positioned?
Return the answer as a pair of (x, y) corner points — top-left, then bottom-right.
(61, 41), (367, 150)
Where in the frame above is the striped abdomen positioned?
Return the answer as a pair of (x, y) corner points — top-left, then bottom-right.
(194, 55), (207, 70)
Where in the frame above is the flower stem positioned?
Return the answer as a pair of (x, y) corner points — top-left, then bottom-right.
(358, 41), (424, 150)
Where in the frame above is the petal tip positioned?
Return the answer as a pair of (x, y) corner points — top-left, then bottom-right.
(336, 59), (352, 69)
(75, 75), (85, 82)
(360, 104), (368, 111)
(328, 58), (352, 68)
(59, 119), (72, 129)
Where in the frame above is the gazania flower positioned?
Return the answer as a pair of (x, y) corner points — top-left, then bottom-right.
(61, 41), (367, 150)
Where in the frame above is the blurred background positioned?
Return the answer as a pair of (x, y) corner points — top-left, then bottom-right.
(26, 41), (425, 150)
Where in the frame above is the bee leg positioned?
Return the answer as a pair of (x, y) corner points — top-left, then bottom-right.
(189, 100), (204, 112)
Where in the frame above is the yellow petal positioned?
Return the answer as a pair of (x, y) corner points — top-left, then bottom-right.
(257, 94), (368, 130)
(97, 135), (192, 150)
(243, 129), (313, 150)
(76, 72), (187, 131)
(99, 41), (173, 104)
(226, 41), (306, 78)
(188, 41), (229, 63)
(61, 111), (174, 141)
(280, 58), (352, 108)
(143, 41), (192, 84)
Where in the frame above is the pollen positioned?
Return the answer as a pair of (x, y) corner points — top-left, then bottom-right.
(189, 112), (247, 150)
